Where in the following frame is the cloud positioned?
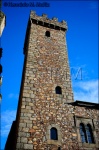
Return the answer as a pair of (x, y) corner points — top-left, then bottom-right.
(1, 110), (16, 137)
(8, 93), (18, 99)
(73, 79), (98, 103)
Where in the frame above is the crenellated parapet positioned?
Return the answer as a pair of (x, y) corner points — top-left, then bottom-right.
(30, 10), (67, 31)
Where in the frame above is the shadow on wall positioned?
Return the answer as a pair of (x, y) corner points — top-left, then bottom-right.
(5, 120), (16, 150)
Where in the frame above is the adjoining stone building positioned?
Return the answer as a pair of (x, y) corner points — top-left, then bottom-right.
(5, 11), (99, 150)
(0, 11), (6, 37)
(0, 10), (6, 98)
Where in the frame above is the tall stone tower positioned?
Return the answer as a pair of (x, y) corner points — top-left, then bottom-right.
(5, 11), (99, 150)
(14, 10), (75, 150)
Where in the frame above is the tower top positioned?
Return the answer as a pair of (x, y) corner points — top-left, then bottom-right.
(30, 10), (67, 31)
(24, 10), (68, 54)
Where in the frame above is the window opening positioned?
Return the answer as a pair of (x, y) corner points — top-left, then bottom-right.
(50, 127), (58, 140)
(80, 123), (87, 143)
(55, 86), (62, 94)
(45, 31), (50, 37)
(86, 124), (94, 143)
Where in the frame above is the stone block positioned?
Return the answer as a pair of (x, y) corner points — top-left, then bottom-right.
(21, 137), (27, 143)
(24, 144), (33, 149)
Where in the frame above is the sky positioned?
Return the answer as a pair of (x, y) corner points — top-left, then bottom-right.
(0, 0), (98, 149)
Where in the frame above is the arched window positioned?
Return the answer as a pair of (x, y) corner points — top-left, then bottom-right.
(58, 147), (61, 150)
(55, 86), (62, 94)
(45, 31), (50, 37)
(50, 127), (58, 140)
(80, 123), (87, 143)
(86, 124), (94, 143)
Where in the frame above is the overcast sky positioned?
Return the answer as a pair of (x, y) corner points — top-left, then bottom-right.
(1, 0), (98, 149)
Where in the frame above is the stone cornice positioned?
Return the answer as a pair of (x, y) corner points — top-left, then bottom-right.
(30, 10), (67, 31)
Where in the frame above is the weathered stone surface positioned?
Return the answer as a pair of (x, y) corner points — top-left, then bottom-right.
(7, 11), (99, 150)
(21, 137), (27, 143)
(24, 144), (33, 149)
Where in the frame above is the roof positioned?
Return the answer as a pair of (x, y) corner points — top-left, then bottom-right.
(66, 100), (99, 110)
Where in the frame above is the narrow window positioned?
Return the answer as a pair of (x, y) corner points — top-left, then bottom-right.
(45, 31), (50, 37)
(86, 124), (94, 143)
(80, 123), (87, 143)
(58, 147), (61, 150)
(50, 127), (58, 140)
(55, 86), (62, 94)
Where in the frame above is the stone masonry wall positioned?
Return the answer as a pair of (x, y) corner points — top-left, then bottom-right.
(74, 105), (99, 150)
(16, 12), (76, 150)
(15, 11), (99, 150)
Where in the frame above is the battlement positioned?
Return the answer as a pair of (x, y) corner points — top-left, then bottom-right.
(24, 10), (67, 54)
(30, 10), (67, 31)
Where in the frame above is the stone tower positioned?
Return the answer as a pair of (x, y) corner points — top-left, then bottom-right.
(15, 10), (75, 150)
(5, 11), (99, 150)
